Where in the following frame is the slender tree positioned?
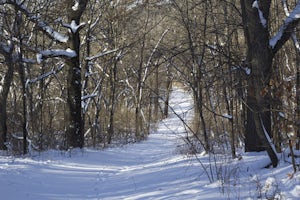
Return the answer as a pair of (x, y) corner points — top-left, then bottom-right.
(0, 45), (14, 150)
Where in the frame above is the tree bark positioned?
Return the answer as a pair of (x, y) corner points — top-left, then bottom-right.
(164, 71), (172, 118)
(107, 61), (117, 144)
(65, 0), (88, 149)
(0, 62), (14, 150)
(240, 0), (300, 167)
(241, 0), (278, 166)
(296, 51), (300, 150)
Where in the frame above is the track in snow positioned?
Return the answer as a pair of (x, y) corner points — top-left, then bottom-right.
(0, 88), (208, 200)
(1, 87), (299, 199)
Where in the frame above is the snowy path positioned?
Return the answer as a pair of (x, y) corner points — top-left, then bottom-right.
(0, 88), (206, 200)
(1, 88), (299, 200)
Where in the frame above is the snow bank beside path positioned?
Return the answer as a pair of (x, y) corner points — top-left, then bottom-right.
(0, 87), (299, 200)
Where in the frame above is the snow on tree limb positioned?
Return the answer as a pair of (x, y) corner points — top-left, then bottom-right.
(26, 65), (64, 85)
(292, 33), (300, 52)
(0, 42), (12, 55)
(0, 42), (34, 63)
(259, 114), (278, 160)
(269, 1), (300, 53)
(85, 49), (119, 61)
(282, 0), (300, 53)
(252, 0), (267, 28)
(37, 49), (76, 64)
(62, 20), (86, 33)
(72, 0), (80, 11)
(0, 0), (68, 43)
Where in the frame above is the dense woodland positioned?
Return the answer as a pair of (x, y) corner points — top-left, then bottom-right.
(1, 0), (300, 171)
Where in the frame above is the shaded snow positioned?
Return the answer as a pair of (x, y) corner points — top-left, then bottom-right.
(245, 67), (251, 75)
(252, 1), (267, 28)
(0, 88), (299, 199)
(222, 113), (233, 119)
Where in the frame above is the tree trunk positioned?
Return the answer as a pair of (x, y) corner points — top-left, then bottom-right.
(107, 61), (117, 144)
(0, 63), (14, 150)
(65, 0), (88, 149)
(0, 102), (8, 150)
(164, 74), (172, 118)
(18, 64), (28, 154)
(154, 63), (159, 121)
(193, 82), (209, 152)
(241, 0), (278, 167)
(296, 52), (300, 150)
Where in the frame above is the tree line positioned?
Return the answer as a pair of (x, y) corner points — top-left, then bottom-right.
(0, 0), (300, 171)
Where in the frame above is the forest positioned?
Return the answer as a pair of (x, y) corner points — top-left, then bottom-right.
(1, 0), (300, 173)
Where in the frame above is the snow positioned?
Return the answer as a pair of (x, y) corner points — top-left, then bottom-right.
(222, 113), (233, 119)
(26, 65), (64, 85)
(1, 88), (300, 199)
(36, 53), (43, 64)
(37, 48), (76, 63)
(72, 0), (79, 11)
(86, 48), (119, 61)
(292, 33), (300, 52)
(63, 20), (85, 33)
(279, 112), (286, 118)
(70, 20), (80, 33)
(1, 0), (68, 43)
(42, 24), (68, 43)
(245, 67), (251, 75)
(260, 114), (278, 159)
(270, 1), (300, 48)
(0, 42), (12, 54)
(252, 1), (267, 28)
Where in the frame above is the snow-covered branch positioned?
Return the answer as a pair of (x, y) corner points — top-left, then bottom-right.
(142, 29), (169, 84)
(282, 0), (300, 53)
(0, 42), (12, 55)
(26, 64), (64, 86)
(36, 49), (76, 64)
(269, 1), (300, 53)
(85, 49), (119, 61)
(1, 0), (68, 43)
(252, 1), (267, 28)
(0, 42), (34, 63)
(292, 33), (300, 52)
(63, 20), (86, 33)
(81, 93), (98, 101)
(0, 0), (8, 4)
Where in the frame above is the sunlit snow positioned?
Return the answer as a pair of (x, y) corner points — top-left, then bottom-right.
(0, 88), (299, 199)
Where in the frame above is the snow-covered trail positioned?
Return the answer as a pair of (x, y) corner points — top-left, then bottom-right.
(0, 88), (210, 200)
(1, 87), (300, 199)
